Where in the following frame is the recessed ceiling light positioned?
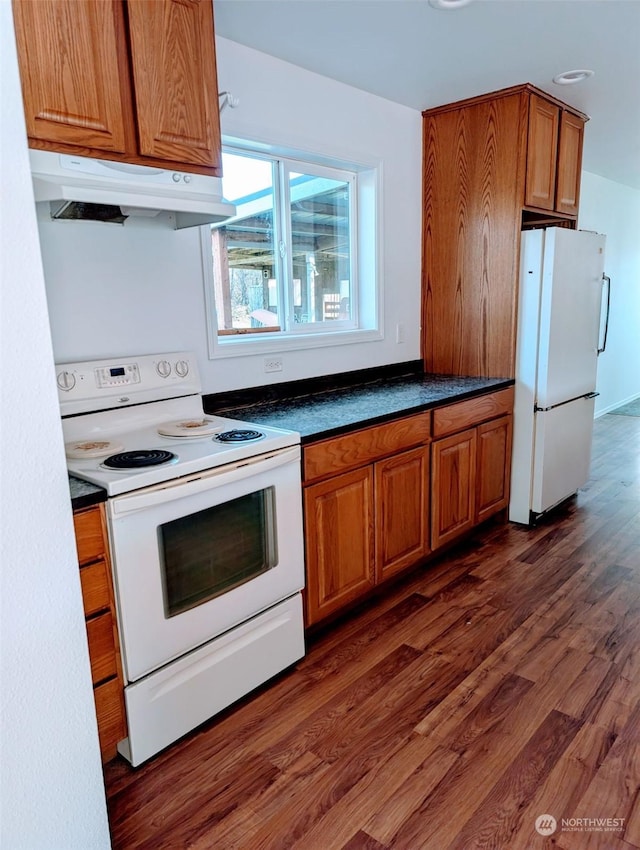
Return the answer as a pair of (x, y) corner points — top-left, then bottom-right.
(428, 0), (474, 9)
(553, 69), (595, 85)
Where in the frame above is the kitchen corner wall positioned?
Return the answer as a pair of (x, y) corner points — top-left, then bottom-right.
(40, 36), (422, 394)
(578, 171), (640, 416)
(1, 6), (111, 848)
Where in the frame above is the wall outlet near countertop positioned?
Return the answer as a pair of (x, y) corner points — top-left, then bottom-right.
(396, 323), (405, 344)
(264, 357), (283, 373)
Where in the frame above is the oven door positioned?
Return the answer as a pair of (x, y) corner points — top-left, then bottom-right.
(107, 445), (304, 682)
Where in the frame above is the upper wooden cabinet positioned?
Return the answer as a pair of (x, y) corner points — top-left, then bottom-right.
(555, 110), (585, 216)
(525, 93), (584, 216)
(12, 0), (222, 175)
(422, 84), (587, 379)
(525, 93), (560, 212)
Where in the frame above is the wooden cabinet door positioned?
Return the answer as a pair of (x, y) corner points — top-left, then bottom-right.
(422, 92), (525, 378)
(525, 94), (559, 211)
(127, 0), (222, 170)
(304, 467), (375, 626)
(431, 428), (477, 550)
(556, 111), (585, 216)
(475, 415), (513, 524)
(375, 446), (430, 581)
(12, 0), (133, 153)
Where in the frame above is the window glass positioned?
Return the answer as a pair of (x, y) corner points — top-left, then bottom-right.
(211, 147), (358, 339)
(213, 152), (280, 335)
(288, 171), (352, 326)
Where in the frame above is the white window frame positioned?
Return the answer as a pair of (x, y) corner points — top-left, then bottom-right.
(203, 138), (383, 360)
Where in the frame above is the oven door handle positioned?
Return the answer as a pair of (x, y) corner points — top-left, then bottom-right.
(110, 446), (300, 516)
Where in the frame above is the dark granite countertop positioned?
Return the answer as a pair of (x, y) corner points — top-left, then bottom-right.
(205, 371), (514, 443)
(69, 475), (107, 511)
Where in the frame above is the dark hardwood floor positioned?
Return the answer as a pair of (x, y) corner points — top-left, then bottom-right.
(104, 412), (640, 849)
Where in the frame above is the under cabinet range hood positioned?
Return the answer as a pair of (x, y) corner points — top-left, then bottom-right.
(29, 150), (236, 229)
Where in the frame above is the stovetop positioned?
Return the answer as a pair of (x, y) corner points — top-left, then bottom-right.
(64, 413), (299, 496)
(57, 351), (299, 497)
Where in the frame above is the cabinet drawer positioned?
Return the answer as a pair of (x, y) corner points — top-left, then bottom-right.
(433, 388), (514, 438)
(73, 507), (105, 565)
(80, 559), (111, 617)
(93, 677), (126, 761)
(304, 414), (431, 484)
(86, 612), (118, 684)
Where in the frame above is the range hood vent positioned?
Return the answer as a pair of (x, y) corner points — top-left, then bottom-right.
(50, 201), (129, 224)
(30, 150), (236, 230)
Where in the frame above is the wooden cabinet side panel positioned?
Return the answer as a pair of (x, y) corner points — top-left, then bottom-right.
(422, 94), (525, 378)
(86, 612), (118, 684)
(475, 415), (513, 524)
(304, 468), (375, 626)
(431, 429), (477, 550)
(556, 112), (585, 216)
(74, 504), (127, 761)
(12, 0), (133, 153)
(80, 560), (111, 617)
(524, 94), (559, 211)
(73, 506), (106, 564)
(94, 678), (127, 762)
(127, 0), (222, 169)
(375, 447), (430, 581)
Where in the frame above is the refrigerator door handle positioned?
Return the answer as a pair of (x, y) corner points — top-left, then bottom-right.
(597, 274), (611, 355)
(535, 392), (600, 413)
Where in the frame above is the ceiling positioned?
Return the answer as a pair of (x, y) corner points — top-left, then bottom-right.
(215, 0), (640, 191)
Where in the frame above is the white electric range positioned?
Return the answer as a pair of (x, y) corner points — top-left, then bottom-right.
(59, 351), (305, 766)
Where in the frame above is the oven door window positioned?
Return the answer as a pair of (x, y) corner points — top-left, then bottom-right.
(160, 487), (277, 617)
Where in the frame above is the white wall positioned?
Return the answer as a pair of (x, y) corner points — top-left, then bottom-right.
(0, 6), (112, 848)
(579, 171), (640, 415)
(40, 36), (423, 393)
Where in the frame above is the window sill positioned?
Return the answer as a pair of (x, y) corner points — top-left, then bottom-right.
(207, 328), (383, 360)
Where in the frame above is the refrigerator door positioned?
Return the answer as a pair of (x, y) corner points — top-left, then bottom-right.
(531, 394), (597, 515)
(536, 228), (606, 409)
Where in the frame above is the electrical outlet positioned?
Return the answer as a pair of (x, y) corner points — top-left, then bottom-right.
(264, 357), (283, 373)
(396, 322), (405, 344)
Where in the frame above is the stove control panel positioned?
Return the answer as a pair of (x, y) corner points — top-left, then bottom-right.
(56, 351), (201, 416)
(96, 363), (140, 388)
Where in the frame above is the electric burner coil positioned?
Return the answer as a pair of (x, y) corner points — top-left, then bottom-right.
(214, 429), (264, 444)
(102, 449), (177, 469)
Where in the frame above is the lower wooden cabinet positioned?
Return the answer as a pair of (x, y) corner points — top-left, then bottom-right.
(476, 415), (513, 524)
(303, 417), (431, 626)
(304, 466), (375, 625)
(302, 388), (514, 627)
(431, 428), (477, 550)
(375, 446), (430, 581)
(431, 392), (514, 550)
(73, 504), (126, 762)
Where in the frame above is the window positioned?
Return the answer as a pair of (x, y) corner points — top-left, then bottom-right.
(204, 142), (380, 355)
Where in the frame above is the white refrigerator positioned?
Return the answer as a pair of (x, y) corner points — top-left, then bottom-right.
(509, 227), (609, 525)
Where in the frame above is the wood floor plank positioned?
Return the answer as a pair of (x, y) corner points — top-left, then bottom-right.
(443, 710), (581, 850)
(264, 643), (422, 770)
(289, 734), (454, 850)
(507, 720), (617, 850)
(557, 702), (640, 850)
(340, 831), (388, 850)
